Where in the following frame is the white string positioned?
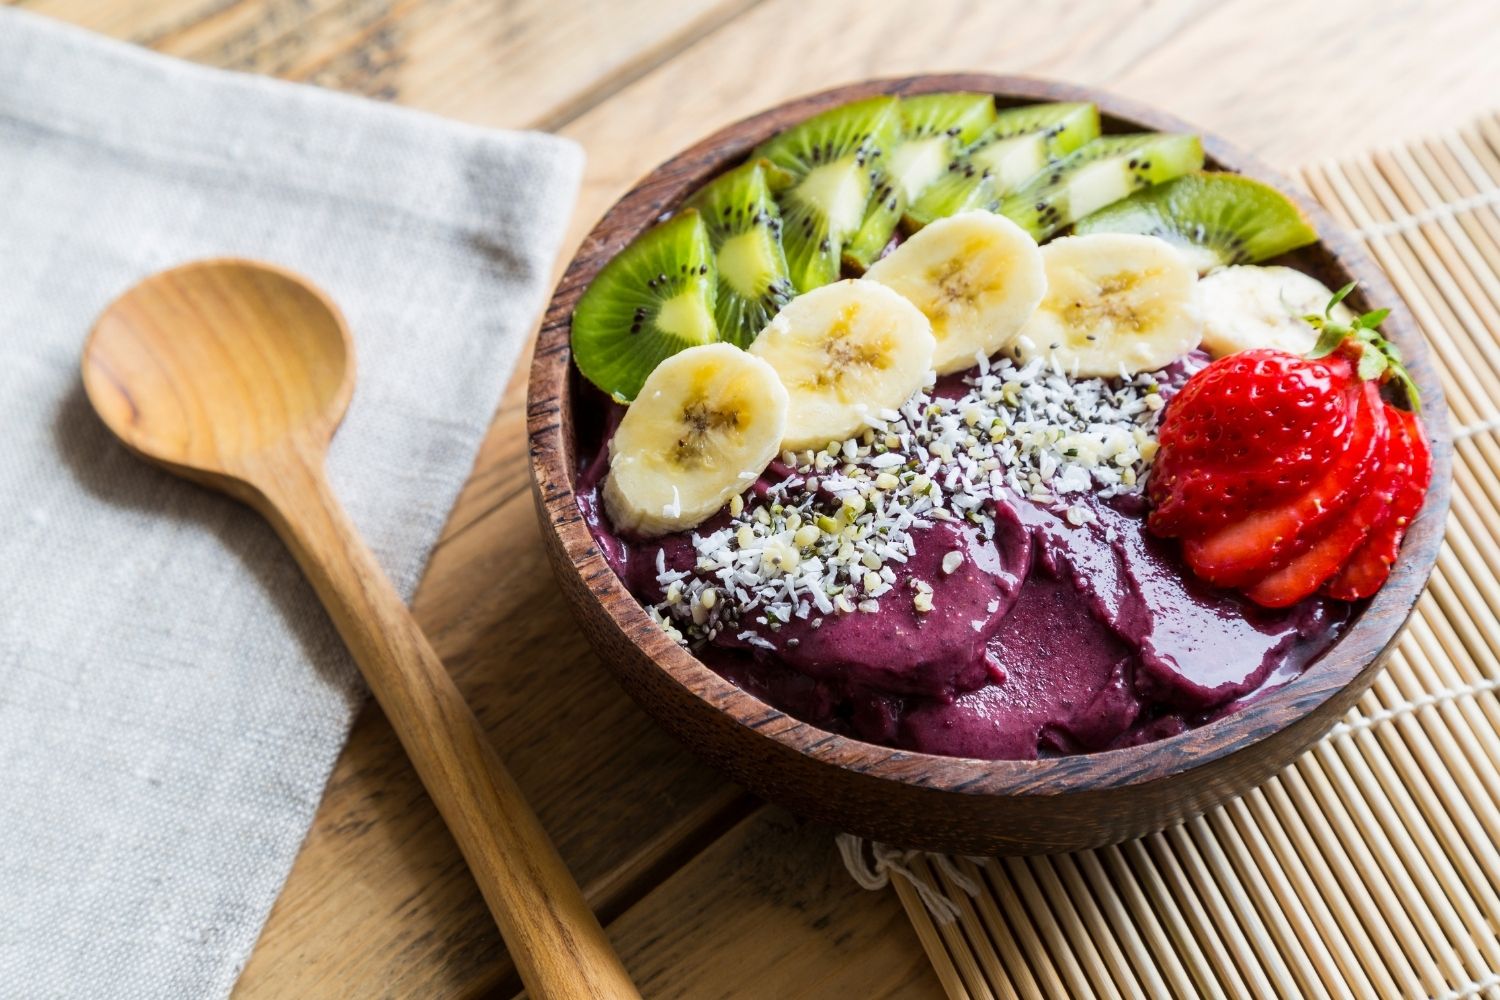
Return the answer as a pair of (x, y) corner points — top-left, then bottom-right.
(836, 833), (973, 924)
(1323, 675), (1500, 740)
(930, 852), (983, 898)
(1353, 185), (1500, 241)
(1430, 970), (1500, 1000)
(836, 833), (888, 891)
(1455, 414), (1500, 439)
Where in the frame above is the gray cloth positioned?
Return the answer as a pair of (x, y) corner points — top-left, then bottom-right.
(0, 10), (582, 998)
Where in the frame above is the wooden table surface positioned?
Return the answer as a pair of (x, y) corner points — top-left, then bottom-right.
(14, 0), (1500, 995)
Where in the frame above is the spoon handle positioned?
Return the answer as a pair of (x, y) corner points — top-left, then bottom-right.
(254, 453), (640, 1000)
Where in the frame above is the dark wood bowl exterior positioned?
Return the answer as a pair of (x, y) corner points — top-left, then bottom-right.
(527, 75), (1452, 855)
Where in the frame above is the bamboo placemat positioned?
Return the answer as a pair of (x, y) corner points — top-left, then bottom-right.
(845, 116), (1500, 1000)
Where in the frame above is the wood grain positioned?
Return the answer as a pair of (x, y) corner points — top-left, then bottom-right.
(550, 0), (1500, 240)
(572, 808), (938, 1000)
(10, 0), (1495, 995)
(529, 74), (1452, 855)
(19, 0), (759, 129)
(82, 260), (638, 1000)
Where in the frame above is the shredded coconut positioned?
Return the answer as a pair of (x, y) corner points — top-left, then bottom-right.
(647, 355), (1194, 645)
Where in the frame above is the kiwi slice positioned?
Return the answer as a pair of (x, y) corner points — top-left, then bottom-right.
(571, 210), (718, 403)
(686, 159), (796, 347)
(905, 102), (1100, 229)
(843, 93), (998, 270)
(997, 132), (1204, 240)
(1071, 170), (1318, 271)
(754, 95), (902, 292)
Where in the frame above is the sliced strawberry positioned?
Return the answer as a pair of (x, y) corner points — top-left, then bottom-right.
(1322, 405), (1433, 600)
(1154, 464), (1341, 538)
(1149, 351), (1355, 537)
(1243, 421), (1404, 607)
(1151, 284), (1429, 604)
(1182, 380), (1387, 588)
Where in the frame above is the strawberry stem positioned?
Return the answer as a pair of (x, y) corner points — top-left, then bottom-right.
(1304, 282), (1420, 411)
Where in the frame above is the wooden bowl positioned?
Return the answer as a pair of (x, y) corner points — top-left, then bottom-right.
(527, 75), (1452, 855)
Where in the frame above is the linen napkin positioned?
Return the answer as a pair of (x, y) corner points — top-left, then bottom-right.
(0, 10), (582, 998)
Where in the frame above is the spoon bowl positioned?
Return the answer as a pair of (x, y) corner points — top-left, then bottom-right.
(84, 260), (353, 487)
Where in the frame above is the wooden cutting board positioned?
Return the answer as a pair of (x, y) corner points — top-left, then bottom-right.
(15, 0), (1500, 995)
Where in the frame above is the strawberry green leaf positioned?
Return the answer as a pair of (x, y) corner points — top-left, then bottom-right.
(1308, 322), (1347, 359)
(1356, 343), (1388, 380)
(1301, 280), (1420, 410)
(1326, 281), (1357, 318)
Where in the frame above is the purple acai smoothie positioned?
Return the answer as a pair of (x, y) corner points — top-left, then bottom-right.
(576, 353), (1348, 760)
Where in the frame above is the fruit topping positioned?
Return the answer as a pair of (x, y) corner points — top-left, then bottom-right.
(1150, 350), (1360, 537)
(906, 102), (1100, 230)
(602, 343), (787, 536)
(753, 96), (902, 292)
(1179, 379), (1386, 588)
(747, 279), (936, 450)
(844, 92), (998, 270)
(1013, 233), (1201, 377)
(686, 159), (796, 349)
(571, 210), (719, 402)
(998, 133), (1205, 240)
(1148, 285), (1429, 606)
(1196, 265), (1354, 357)
(1072, 171), (1317, 273)
(1241, 418), (1399, 608)
(864, 211), (1045, 374)
(571, 90), (1429, 612)
(1322, 405), (1432, 600)
(570, 99), (1225, 401)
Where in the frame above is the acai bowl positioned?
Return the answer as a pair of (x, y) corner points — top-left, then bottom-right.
(529, 76), (1450, 854)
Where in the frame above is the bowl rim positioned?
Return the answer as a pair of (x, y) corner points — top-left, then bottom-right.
(528, 73), (1452, 799)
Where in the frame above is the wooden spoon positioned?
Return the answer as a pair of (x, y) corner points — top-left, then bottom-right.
(83, 259), (640, 1000)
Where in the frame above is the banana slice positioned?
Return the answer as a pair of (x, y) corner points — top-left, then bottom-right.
(1015, 233), (1200, 377)
(749, 279), (935, 450)
(864, 211), (1046, 375)
(1197, 264), (1355, 357)
(603, 343), (787, 537)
